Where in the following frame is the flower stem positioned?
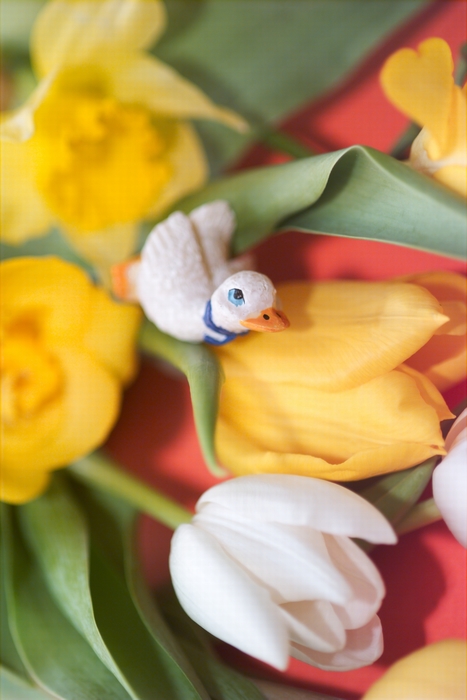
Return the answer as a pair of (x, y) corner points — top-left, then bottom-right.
(390, 122), (421, 159)
(395, 498), (442, 535)
(69, 453), (192, 529)
(258, 127), (315, 158)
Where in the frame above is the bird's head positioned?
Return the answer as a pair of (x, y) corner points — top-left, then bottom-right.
(210, 271), (290, 334)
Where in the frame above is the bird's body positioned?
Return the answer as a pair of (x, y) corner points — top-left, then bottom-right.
(112, 201), (289, 344)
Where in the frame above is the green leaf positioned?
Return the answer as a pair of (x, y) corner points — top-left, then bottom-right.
(176, 146), (467, 259)
(157, 0), (425, 172)
(139, 321), (226, 476)
(358, 457), (438, 527)
(19, 476), (206, 700)
(67, 479), (211, 700)
(0, 666), (55, 700)
(1, 504), (132, 700)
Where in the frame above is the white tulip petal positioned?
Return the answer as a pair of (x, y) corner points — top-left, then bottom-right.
(433, 440), (467, 548)
(324, 534), (386, 628)
(279, 600), (346, 653)
(290, 615), (383, 671)
(196, 511), (352, 605)
(197, 475), (396, 544)
(169, 525), (289, 670)
(444, 409), (467, 451)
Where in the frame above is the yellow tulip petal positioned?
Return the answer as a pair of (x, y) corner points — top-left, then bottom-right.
(111, 54), (248, 131)
(0, 139), (54, 244)
(434, 165), (467, 198)
(398, 364), (454, 421)
(216, 366), (446, 481)
(0, 466), (51, 505)
(381, 38), (454, 156)
(146, 122), (208, 219)
(363, 640), (467, 700)
(404, 272), (467, 391)
(31, 0), (166, 78)
(2, 345), (120, 473)
(1, 257), (91, 344)
(83, 287), (141, 383)
(216, 282), (448, 394)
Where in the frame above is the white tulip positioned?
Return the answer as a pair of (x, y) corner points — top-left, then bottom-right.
(433, 409), (467, 548)
(169, 474), (396, 671)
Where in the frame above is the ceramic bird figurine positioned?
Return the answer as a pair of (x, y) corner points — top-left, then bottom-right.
(112, 200), (289, 345)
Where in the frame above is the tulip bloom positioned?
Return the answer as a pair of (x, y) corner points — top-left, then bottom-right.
(0, 257), (141, 503)
(432, 409), (467, 548)
(0, 0), (245, 268)
(381, 38), (466, 198)
(170, 474), (396, 671)
(215, 278), (463, 481)
(363, 639), (467, 699)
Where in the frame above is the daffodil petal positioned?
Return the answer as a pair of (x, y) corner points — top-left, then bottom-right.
(404, 271), (467, 391)
(216, 366), (447, 481)
(0, 139), (54, 244)
(3, 345), (120, 473)
(196, 510), (352, 605)
(380, 38), (454, 156)
(363, 639), (467, 700)
(83, 288), (141, 383)
(280, 600), (346, 654)
(197, 475), (396, 544)
(1, 257), (91, 344)
(0, 72), (55, 142)
(111, 54), (248, 131)
(146, 122), (208, 220)
(170, 524), (289, 670)
(0, 466), (51, 505)
(31, 0), (166, 78)
(291, 616), (383, 671)
(324, 535), (386, 628)
(216, 281), (448, 393)
(63, 221), (140, 274)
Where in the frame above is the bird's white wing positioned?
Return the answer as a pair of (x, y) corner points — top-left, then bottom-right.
(189, 200), (237, 287)
(137, 211), (213, 340)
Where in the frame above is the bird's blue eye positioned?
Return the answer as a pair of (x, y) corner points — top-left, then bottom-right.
(228, 288), (245, 306)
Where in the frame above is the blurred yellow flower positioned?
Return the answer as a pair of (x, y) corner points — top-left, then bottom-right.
(0, 0), (246, 268)
(381, 38), (466, 197)
(0, 256), (141, 504)
(214, 277), (465, 481)
(362, 639), (467, 699)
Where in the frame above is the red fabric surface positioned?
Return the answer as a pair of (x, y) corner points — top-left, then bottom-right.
(106, 3), (467, 698)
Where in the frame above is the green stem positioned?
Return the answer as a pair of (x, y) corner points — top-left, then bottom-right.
(390, 122), (420, 159)
(454, 41), (467, 87)
(395, 498), (442, 535)
(258, 127), (315, 159)
(69, 453), (192, 530)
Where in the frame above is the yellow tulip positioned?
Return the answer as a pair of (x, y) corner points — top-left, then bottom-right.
(0, 256), (141, 504)
(381, 38), (466, 198)
(0, 0), (246, 269)
(362, 639), (467, 700)
(402, 271), (467, 392)
(214, 277), (465, 481)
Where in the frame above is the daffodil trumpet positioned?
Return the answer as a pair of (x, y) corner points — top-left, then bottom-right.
(112, 201), (290, 344)
(0, 0), (247, 271)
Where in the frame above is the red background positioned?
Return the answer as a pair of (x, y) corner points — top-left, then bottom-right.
(107, 3), (467, 698)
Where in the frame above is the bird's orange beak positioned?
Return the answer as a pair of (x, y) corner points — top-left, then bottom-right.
(240, 307), (290, 332)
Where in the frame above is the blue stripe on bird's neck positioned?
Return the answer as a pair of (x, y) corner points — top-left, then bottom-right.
(203, 300), (249, 346)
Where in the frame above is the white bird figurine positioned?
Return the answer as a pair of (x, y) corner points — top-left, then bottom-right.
(111, 200), (289, 345)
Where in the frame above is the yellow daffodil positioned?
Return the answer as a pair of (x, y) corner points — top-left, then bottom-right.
(381, 38), (466, 197)
(362, 639), (467, 699)
(0, 0), (246, 270)
(0, 256), (141, 504)
(214, 276), (467, 481)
